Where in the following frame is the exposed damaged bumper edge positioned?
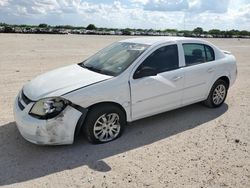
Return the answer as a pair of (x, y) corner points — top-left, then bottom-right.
(69, 103), (88, 138)
(14, 97), (84, 145)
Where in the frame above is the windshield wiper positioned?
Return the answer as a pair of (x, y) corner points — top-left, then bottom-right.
(80, 64), (101, 73)
(78, 63), (115, 76)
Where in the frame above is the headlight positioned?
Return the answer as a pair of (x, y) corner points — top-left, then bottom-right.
(29, 97), (69, 119)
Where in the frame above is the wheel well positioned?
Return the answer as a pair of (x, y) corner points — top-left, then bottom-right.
(217, 76), (230, 88)
(74, 102), (127, 139)
(87, 102), (127, 120)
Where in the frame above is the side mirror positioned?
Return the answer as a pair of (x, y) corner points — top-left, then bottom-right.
(133, 66), (157, 79)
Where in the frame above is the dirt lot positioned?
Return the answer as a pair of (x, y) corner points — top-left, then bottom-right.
(0, 34), (249, 187)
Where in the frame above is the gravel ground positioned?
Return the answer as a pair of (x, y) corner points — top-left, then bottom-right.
(0, 34), (249, 187)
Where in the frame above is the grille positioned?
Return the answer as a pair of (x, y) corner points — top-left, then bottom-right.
(21, 91), (32, 105)
(17, 90), (32, 111)
(18, 100), (25, 110)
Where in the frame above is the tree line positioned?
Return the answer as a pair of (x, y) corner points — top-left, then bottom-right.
(0, 23), (249, 38)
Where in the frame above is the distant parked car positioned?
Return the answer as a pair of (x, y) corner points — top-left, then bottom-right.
(14, 37), (237, 145)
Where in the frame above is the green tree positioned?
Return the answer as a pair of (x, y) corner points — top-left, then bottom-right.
(224, 30), (234, 38)
(193, 27), (203, 36)
(137, 28), (144, 32)
(179, 30), (192, 37)
(164, 29), (178, 33)
(0, 22), (8, 26)
(38, 23), (49, 28)
(55, 25), (74, 29)
(4, 26), (14, 33)
(122, 28), (132, 35)
(208, 29), (221, 37)
(86, 24), (97, 30)
(239, 30), (249, 36)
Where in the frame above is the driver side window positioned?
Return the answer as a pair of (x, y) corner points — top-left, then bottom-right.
(134, 44), (179, 78)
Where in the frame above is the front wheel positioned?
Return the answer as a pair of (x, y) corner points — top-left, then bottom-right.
(204, 79), (228, 108)
(83, 105), (126, 144)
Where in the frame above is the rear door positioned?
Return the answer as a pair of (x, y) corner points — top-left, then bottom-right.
(182, 43), (216, 105)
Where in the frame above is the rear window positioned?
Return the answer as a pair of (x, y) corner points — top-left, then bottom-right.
(205, 45), (215, 61)
(183, 43), (215, 66)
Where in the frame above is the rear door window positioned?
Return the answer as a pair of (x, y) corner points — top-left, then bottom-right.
(182, 43), (215, 66)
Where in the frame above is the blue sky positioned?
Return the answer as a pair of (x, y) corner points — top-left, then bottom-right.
(0, 0), (250, 30)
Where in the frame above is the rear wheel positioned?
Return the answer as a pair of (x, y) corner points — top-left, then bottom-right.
(204, 79), (228, 108)
(84, 105), (125, 144)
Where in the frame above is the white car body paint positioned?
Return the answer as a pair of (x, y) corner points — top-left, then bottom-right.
(14, 93), (82, 144)
(23, 64), (112, 101)
(13, 37), (237, 145)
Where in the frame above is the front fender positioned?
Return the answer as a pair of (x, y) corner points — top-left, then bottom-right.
(63, 77), (132, 122)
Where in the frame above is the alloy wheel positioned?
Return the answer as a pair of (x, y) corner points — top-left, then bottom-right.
(93, 113), (121, 142)
(212, 84), (226, 105)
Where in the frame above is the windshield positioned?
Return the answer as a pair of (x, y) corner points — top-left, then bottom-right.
(79, 42), (149, 76)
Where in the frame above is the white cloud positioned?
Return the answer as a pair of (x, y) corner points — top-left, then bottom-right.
(134, 0), (230, 13)
(144, 0), (189, 11)
(0, 0), (9, 6)
(130, 0), (149, 4)
(189, 0), (230, 13)
(237, 4), (250, 19)
(0, 0), (249, 30)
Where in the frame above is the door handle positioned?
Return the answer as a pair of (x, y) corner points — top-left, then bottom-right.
(172, 76), (183, 81)
(207, 68), (214, 73)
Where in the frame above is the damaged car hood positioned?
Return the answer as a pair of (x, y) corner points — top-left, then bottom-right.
(23, 64), (112, 101)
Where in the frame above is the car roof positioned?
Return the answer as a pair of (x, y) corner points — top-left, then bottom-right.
(119, 37), (205, 46)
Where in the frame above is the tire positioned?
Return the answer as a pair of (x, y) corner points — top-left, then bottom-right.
(83, 104), (126, 144)
(204, 79), (228, 108)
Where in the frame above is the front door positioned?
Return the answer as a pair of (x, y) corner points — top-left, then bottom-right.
(130, 44), (184, 120)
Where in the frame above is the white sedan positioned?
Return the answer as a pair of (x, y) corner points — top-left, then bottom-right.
(14, 37), (237, 145)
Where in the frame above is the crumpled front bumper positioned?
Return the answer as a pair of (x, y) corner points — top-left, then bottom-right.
(13, 94), (83, 145)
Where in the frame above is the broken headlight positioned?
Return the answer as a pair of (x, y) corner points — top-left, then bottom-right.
(29, 97), (69, 119)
